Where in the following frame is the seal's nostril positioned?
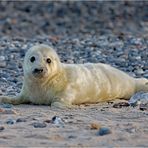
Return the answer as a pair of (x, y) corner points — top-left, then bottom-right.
(33, 68), (43, 73)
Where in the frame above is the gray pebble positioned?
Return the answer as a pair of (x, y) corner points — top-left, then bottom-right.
(135, 69), (145, 75)
(68, 135), (77, 139)
(0, 56), (5, 61)
(139, 103), (148, 111)
(0, 56), (6, 67)
(0, 61), (6, 68)
(16, 118), (27, 123)
(130, 38), (143, 45)
(51, 116), (65, 128)
(6, 119), (15, 125)
(32, 122), (47, 128)
(128, 92), (148, 107)
(0, 103), (13, 109)
(125, 127), (136, 133)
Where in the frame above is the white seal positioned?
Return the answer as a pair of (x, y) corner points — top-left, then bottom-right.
(0, 44), (148, 108)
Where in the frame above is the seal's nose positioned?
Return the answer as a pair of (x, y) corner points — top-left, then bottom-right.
(33, 68), (43, 74)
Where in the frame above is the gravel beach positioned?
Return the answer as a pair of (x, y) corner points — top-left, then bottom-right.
(0, 1), (148, 147)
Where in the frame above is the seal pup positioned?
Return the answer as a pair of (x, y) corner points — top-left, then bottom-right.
(0, 44), (148, 108)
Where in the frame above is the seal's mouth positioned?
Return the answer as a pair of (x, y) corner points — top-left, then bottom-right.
(33, 68), (43, 74)
(32, 68), (46, 78)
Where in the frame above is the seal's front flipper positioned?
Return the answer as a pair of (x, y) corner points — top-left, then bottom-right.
(0, 95), (29, 105)
(51, 101), (73, 110)
(51, 101), (67, 109)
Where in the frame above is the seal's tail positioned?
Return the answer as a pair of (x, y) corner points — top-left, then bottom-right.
(135, 78), (148, 92)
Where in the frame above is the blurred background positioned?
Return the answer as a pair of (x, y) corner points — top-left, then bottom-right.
(0, 1), (148, 38)
(0, 1), (147, 82)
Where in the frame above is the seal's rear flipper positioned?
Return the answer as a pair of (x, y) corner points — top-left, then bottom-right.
(135, 78), (148, 93)
(0, 95), (29, 105)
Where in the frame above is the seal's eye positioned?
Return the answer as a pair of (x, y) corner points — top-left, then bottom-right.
(46, 58), (51, 64)
(30, 56), (35, 63)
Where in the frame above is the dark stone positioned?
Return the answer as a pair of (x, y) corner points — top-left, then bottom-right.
(113, 102), (130, 108)
(0, 126), (5, 132)
(16, 118), (27, 123)
(32, 122), (47, 128)
(96, 127), (111, 136)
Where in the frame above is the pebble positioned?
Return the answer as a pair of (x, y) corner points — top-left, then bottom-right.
(68, 135), (77, 139)
(6, 119), (16, 125)
(0, 56), (6, 67)
(96, 127), (111, 136)
(0, 61), (6, 68)
(0, 126), (5, 132)
(125, 127), (136, 133)
(32, 122), (47, 128)
(51, 116), (65, 128)
(0, 55), (5, 61)
(16, 118), (27, 123)
(113, 102), (129, 108)
(0, 103), (13, 108)
(139, 103), (148, 111)
(128, 92), (148, 107)
(130, 38), (143, 45)
(90, 122), (101, 130)
(135, 69), (145, 75)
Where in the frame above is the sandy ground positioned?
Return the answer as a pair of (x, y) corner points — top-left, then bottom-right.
(0, 101), (148, 147)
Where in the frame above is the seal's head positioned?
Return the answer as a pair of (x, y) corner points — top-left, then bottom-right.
(23, 44), (62, 81)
